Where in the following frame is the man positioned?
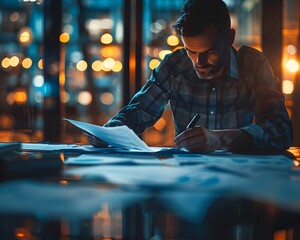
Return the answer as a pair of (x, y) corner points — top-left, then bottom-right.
(86, 0), (292, 153)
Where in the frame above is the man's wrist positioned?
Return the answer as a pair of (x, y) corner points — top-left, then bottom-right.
(214, 129), (254, 152)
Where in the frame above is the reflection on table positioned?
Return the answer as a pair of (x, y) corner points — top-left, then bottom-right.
(0, 144), (299, 240)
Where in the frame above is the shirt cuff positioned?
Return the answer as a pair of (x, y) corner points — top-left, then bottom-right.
(104, 119), (125, 127)
(240, 124), (265, 147)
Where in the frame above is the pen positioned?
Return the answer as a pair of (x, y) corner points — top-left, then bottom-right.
(186, 114), (201, 129)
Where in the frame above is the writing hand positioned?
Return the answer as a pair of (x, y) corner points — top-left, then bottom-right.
(82, 130), (109, 147)
(174, 126), (221, 153)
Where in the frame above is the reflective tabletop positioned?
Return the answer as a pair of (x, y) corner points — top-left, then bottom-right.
(0, 146), (299, 240)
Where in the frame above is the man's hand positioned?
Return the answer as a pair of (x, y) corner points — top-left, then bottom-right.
(82, 131), (108, 147)
(174, 126), (221, 153)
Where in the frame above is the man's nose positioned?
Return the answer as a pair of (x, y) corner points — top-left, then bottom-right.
(196, 52), (208, 66)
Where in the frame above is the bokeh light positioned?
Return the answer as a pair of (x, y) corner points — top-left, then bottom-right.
(18, 27), (33, 45)
(22, 58), (32, 69)
(100, 92), (114, 105)
(9, 56), (20, 67)
(76, 60), (88, 71)
(38, 59), (44, 69)
(1, 57), (10, 68)
(159, 50), (172, 60)
(101, 47), (114, 58)
(286, 59), (299, 73)
(60, 32), (70, 43)
(10, 12), (19, 22)
(282, 80), (294, 94)
(61, 91), (70, 103)
(287, 45), (296, 55)
(92, 60), (103, 72)
(100, 33), (113, 44)
(103, 58), (115, 69)
(14, 90), (27, 104)
(167, 35), (180, 46)
(33, 75), (44, 87)
(112, 61), (123, 72)
(149, 59), (160, 70)
(78, 91), (92, 105)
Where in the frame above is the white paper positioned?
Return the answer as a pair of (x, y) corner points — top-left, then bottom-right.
(21, 143), (115, 153)
(64, 118), (154, 152)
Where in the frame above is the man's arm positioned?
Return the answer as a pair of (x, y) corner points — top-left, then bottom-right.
(174, 127), (253, 153)
(240, 47), (293, 150)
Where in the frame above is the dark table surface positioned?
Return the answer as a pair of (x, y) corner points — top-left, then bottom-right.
(0, 145), (300, 240)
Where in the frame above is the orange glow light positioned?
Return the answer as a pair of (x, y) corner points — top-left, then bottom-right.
(293, 160), (300, 167)
(153, 118), (166, 131)
(19, 31), (30, 43)
(60, 32), (70, 43)
(60, 180), (69, 185)
(61, 91), (70, 103)
(14, 90), (27, 104)
(100, 92), (114, 105)
(172, 46), (184, 52)
(101, 47), (114, 58)
(38, 59), (44, 69)
(1, 57), (10, 68)
(18, 27), (33, 45)
(149, 59), (160, 70)
(6, 92), (15, 105)
(286, 59), (299, 73)
(0, 114), (13, 129)
(59, 153), (65, 162)
(100, 33), (113, 44)
(159, 50), (172, 60)
(167, 35), (180, 46)
(112, 61), (122, 72)
(22, 57), (32, 69)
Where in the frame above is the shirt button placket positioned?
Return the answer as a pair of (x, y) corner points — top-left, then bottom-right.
(208, 87), (217, 129)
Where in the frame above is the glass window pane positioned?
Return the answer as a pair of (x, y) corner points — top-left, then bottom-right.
(0, 0), (44, 142)
(61, 0), (124, 143)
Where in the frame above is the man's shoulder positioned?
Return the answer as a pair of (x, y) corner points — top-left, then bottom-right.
(237, 45), (266, 61)
(165, 47), (188, 61)
(237, 45), (268, 72)
(163, 47), (192, 72)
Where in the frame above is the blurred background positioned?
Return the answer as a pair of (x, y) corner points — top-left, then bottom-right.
(0, 0), (299, 146)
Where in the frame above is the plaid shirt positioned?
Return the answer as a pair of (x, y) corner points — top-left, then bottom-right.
(106, 46), (293, 150)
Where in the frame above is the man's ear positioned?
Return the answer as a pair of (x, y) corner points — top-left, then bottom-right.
(227, 28), (236, 45)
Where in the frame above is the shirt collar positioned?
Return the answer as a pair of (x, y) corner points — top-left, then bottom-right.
(228, 47), (239, 79)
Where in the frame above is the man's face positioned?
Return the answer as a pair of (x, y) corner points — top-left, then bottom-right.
(181, 26), (232, 80)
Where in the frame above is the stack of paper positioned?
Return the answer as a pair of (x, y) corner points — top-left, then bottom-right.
(64, 119), (154, 152)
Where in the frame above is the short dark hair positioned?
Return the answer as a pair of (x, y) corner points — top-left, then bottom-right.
(173, 0), (231, 36)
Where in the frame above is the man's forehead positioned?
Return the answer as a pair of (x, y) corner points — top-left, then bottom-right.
(182, 36), (220, 49)
(181, 26), (222, 43)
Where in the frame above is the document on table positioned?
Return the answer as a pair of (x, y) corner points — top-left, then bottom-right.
(64, 154), (166, 166)
(64, 118), (155, 152)
(21, 143), (116, 153)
